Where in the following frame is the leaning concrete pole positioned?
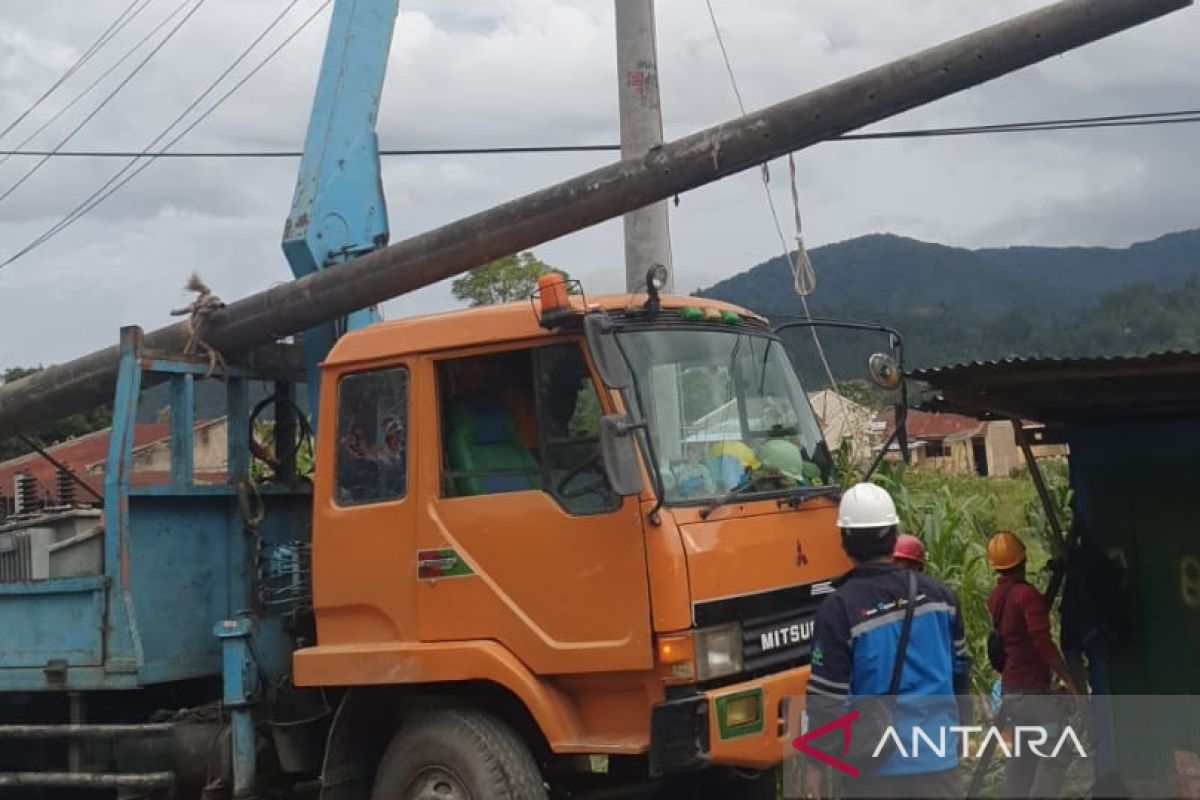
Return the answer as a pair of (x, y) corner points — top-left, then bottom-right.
(615, 0), (674, 292)
(0, 0), (1189, 439)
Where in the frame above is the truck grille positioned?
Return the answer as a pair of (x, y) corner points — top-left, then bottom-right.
(694, 580), (834, 678)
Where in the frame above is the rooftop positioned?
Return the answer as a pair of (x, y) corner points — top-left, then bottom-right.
(325, 294), (763, 367)
(912, 351), (1200, 424)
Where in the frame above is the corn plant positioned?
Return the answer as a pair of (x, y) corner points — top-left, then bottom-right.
(871, 465), (1070, 697)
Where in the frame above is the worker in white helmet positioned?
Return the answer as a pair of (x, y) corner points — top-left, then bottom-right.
(802, 483), (969, 799)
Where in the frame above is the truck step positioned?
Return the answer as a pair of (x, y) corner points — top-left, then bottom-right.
(0, 771), (174, 789)
(0, 723), (174, 739)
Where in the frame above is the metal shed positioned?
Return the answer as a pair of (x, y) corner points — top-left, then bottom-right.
(914, 352), (1200, 787)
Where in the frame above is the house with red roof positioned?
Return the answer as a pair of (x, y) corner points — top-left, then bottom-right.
(878, 409), (1064, 477)
(0, 419), (228, 516)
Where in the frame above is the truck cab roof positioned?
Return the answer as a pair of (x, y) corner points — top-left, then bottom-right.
(324, 293), (765, 367)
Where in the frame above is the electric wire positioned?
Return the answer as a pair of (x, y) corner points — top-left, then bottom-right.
(4, 0), (307, 263)
(1, 0), (334, 270)
(0, 0), (185, 172)
(0, 0), (150, 143)
(0, 110), (1195, 159)
(0, 0), (207, 208)
(702, 0), (846, 420)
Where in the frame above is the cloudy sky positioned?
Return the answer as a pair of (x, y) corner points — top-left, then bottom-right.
(0, 0), (1197, 367)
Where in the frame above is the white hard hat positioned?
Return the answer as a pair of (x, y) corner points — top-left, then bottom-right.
(837, 483), (899, 529)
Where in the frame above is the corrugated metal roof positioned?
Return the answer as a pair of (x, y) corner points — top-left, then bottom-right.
(912, 351), (1200, 424)
(911, 350), (1200, 381)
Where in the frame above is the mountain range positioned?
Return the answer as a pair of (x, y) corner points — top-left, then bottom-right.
(697, 227), (1200, 379)
(698, 228), (1200, 317)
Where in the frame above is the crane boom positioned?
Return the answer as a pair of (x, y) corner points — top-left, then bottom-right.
(282, 0), (399, 410)
(0, 0), (1189, 440)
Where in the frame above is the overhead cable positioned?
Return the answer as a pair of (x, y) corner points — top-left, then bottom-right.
(0, 110), (1196, 159)
(2, 0), (333, 270)
(0, 0), (208, 208)
(0, 0), (151, 143)
(702, 0), (841, 403)
(0, 0), (186, 172)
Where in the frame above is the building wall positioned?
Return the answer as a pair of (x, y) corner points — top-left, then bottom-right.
(1069, 420), (1200, 774)
(985, 421), (1022, 477)
(125, 418), (228, 475)
(808, 391), (877, 464)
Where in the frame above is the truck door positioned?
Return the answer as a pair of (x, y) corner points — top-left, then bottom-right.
(416, 341), (652, 674)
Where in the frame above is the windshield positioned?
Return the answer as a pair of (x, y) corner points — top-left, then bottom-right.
(616, 327), (831, 505)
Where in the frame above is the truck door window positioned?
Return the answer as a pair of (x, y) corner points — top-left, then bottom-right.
(437, 344), (618, 515)
(335, 366), (408, 506)
(438, 350), (542, 498)
(535, 344), (618, 514)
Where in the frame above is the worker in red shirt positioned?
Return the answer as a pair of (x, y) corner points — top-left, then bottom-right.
(986, 531), (1081, 799)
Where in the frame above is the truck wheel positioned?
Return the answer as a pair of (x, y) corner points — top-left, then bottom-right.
(371, 709), (548, 800)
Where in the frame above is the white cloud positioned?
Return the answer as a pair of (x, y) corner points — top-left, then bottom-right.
(0, 0), (1197, 365)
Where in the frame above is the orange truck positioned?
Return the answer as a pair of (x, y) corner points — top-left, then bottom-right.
(293, 278), (851, 798)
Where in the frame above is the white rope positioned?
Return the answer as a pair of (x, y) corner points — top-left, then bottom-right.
(701, 0), (848, 426)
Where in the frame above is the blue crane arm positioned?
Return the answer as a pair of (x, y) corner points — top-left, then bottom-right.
(281, 0), (400, 414)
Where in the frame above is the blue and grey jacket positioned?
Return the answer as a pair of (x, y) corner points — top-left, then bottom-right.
(805, 561), (969, 776)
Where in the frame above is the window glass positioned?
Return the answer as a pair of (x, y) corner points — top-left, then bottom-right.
(617, 328), (829, 504)
(438, 350), (542, 499)
(436, 344), (618, 515)
(335, 367), (408, 506)
(536, 344), (618, 514)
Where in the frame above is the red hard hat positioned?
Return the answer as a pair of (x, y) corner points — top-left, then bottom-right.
(893, 534), (926, 566)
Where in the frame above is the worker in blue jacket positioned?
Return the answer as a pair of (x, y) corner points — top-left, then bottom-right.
(802, 483), (969, 799)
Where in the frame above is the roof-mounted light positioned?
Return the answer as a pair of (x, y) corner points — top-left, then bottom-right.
(533, 272), (580, 329)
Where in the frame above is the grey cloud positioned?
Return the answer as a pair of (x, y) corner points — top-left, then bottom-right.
(0, 0), (1198, 366)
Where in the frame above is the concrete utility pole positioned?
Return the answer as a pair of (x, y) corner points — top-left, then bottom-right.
(0, 0), (1189, 438)
(615, 0), (673, 292)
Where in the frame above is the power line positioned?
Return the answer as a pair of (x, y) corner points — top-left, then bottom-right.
(0, 109), (1195, 160)
(2, 0), (334, 271)
(8, 0), (308, 261)
(0, 144), (622, 158)
(0, 0), (149, 143)
(703, 0), (842, 412)
(0, 0), (181, 172)
(0, 0), (207, 207)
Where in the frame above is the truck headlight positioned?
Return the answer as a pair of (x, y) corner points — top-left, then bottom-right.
(695, 623), (744, 681)
(658, 624), (744, 685)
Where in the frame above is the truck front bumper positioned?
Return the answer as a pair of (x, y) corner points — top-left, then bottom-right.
(649, 664), (810, 773)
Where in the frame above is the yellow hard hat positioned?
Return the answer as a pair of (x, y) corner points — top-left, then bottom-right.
(707, 440), (758, 469)
(987, 531), (1027, 571)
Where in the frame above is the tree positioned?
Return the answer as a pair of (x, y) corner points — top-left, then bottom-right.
(0, 367), (112, 462)
(451, 251), (572, 307)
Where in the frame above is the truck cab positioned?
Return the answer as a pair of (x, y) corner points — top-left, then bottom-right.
(295, 286), (850, 795)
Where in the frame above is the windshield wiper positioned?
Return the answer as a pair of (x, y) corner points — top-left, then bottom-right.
(699, 480), (769, 519)
(700, 481), (838, 520)
(777, 484), (841, 509)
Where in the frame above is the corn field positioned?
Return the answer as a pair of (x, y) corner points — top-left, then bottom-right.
(875, 463), (1071, 697)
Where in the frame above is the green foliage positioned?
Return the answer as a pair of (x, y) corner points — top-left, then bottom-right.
(874, 466), (1068, 697)
(833, 379), (892, 411)
(249, 420), (315, 482)
(0, 367), (112, 462)
(698, 230), (1200, 381)
(451, 251), (572, 307)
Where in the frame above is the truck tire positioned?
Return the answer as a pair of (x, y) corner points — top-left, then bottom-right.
(371, 709), (548, 800)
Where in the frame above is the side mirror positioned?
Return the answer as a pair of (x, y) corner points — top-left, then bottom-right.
(599, 414), (645, 497)
(584, 314), (632, 389)
(868, 352), (902, 390)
